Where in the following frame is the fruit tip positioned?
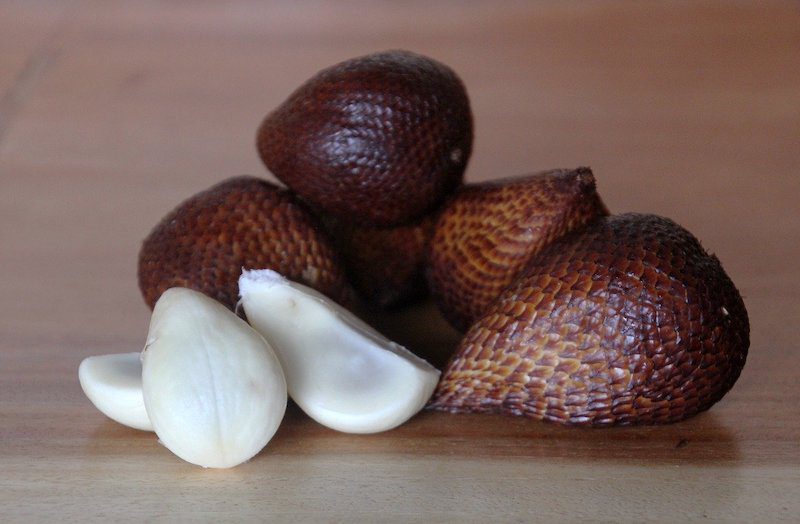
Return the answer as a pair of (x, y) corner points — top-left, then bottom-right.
(238, 268), (286, 298)
(572, 166), (596, 185)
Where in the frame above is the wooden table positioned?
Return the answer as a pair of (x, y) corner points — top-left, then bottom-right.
(2, 1), (798, 521)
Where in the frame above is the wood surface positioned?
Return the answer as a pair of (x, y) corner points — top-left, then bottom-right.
(1, 1), (798, 522)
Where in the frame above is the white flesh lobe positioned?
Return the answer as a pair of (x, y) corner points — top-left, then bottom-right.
(141, 288), (287, 468)
(239, 269), (440, 434)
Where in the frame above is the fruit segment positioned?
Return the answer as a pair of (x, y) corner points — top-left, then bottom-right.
(142, 288), (287, 468)
(78, 352), (153, 432)
(239, 269), (440, 434)
(430, 213), (749, 426)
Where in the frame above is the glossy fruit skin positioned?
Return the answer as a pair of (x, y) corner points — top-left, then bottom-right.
(322, 214), (435, 309)
(429, 213), (750, 426)
(257, 50), (473, 227)
(427, 168), (608, 331)
(138, 176), (352, 310)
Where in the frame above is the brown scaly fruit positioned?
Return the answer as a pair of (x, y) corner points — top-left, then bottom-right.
(322, 214), (435, 309)
(257, 50), (473, 227)
(426, 167), (608, 331)
(429, 213), (749, 426)
(138, 176), (353, 310)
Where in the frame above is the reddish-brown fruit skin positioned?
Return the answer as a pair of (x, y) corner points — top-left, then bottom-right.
(426, 168), (609, 331)
(322, 214), (435, 309)
(138, 176), (353, 310)
(429, 213), (749, 426)
(257, 50), (473, 227)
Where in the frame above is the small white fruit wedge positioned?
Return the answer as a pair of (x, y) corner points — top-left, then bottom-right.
(78, 352), (153, 431)
(238, 269), (440, 434)
(141, 288), (287, 468)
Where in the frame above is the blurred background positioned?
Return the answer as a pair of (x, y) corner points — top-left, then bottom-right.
(1, 0), (798, 378)
(2, 2), (799, 520)
(2, 1), (798, 348)
(3, 0), (799, 358)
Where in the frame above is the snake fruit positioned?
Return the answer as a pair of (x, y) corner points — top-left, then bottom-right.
(257, 50), (473, 226)
(429, 213), (749, 426)
(427, 168), (608, 331)
(138, 176), (352, 310)
(322, 214), (435, 309)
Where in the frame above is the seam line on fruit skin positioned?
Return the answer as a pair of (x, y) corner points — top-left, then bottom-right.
(199, 327), (226, 465)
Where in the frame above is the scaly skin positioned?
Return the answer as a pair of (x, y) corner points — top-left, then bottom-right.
(257, 50), (473, 226)
(430, 213), (749, 426)
(427, 168), (608, 331)
(322, 213), (435, 309)
(138, 176), (353, 310)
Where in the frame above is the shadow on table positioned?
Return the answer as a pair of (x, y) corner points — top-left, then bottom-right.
(266, 403), (741, 467)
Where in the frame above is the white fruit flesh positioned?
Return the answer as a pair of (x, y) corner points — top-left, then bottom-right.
(239, 269), (440, 434)
(78, 352), (153, 431)
(141, 288), (287, 468)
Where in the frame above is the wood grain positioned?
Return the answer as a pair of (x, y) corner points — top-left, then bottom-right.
(1, 1), (798, 521)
